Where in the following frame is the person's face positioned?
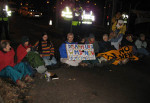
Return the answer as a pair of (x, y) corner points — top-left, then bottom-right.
(127, 36), (133, 42)
(43, 35), (48, 41)
(3, 43), (11, 52)
(67, 35), (74, 43)
(24, 41), (29, 46)
(140, 36), (145, 41)
(81, 38), (85, 43)
(90, 38), (95, 42)
(103, 35), (108, 42)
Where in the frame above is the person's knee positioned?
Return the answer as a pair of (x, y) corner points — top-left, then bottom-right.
(5, 66), (13, 71)
(19, 62), (25, 67)
(52, 59), (57, 64)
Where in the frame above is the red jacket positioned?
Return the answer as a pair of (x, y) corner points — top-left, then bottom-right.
(17, 44), (31, 63)
(0, 48), (15, 71)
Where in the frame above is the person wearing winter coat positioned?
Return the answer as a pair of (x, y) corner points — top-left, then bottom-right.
(59, 33), (83, 67)
(17, 36), (47, 74)
(0, 40), (33, 88)
(99, 34), (115, 53)
(135, 33), (149, 56)
(86, 33), (99, 54)
(33, 32), (57, 68)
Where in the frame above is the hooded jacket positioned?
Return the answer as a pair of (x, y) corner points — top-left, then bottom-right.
(0, 48), (15, 71)
(17, 44), (31, 63)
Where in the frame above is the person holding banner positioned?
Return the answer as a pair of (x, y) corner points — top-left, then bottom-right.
(98, 34), (116, 65)
(59, 33), (85, 67)
(86, 33), (99, 54)
(99, 34), (115, 53)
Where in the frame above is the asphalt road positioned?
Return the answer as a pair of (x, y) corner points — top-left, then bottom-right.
(9, 14), (150, 103)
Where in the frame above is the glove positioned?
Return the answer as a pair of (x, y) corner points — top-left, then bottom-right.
(49, 55), (53, 60)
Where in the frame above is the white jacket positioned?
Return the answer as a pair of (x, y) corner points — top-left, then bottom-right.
(135, 39), (147, 49)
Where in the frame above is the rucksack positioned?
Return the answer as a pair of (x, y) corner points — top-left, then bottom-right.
(26, 51), (45, 68)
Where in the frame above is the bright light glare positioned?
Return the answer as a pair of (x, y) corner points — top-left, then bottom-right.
(61, 6), (73, 18)
(49, 20), (52, 25)
(82, 21), (92, 24)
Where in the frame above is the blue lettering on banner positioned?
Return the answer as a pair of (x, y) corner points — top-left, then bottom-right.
(75, 44), (78, 49)
(84, 51), (88, 55)
(68, 44), (71, 48)
(74, 50), (79, 55)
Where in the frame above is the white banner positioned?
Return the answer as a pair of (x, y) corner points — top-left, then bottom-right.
(66, 44), (96, 60)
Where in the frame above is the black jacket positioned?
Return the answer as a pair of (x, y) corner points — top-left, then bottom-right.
(99, 41), (115, 53)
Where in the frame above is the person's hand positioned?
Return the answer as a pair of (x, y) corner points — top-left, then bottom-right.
(49, 55), (53, 60)
(26, 48), (31, 52)
(40, 54), (43, 57)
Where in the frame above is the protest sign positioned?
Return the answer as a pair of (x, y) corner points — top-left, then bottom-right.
(66, 44), (96, 60)
(97, 46), (139, 65)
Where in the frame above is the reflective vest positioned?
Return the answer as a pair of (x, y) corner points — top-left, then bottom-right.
(81, 10), (95, 24)
(61, 6), (73, 20)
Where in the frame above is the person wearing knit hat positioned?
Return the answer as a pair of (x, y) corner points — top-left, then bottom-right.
(17, 36), (47, 74)
(87, 33), (99, 53)
(135, 33), (149, 56)
(82, 33), (100, 67)
(0, 40), (33, 88)
(21, 36), (29, 45)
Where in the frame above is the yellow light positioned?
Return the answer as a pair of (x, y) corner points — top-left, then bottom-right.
(61, 2), (62, 4)
(76, 0), (79, 1)
(47, 1), (50, 4)
(20, 3), (22, 6)
(94, 3), (96, 5)
(87, 1), (90, 3)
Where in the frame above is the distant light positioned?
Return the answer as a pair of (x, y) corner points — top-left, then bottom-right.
(104, 6), (106, 9)
(107, 22), (109, 26)
(76, 0), (79, 1)
(49, 20), (52, 25)
(54, 6), (56, 9)
(47, 1), (50, 4)
(107, 16), (109, 19)
(87, 1), (90, 3)
(20, 3), (23, 6)
(61, 2), (62, 5)
(94, 3), (96, 6)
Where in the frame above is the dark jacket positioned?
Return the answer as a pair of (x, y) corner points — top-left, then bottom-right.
(99, 41), (115, 53)
(121, 37), (134, 47)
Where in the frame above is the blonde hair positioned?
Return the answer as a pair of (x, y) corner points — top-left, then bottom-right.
(67, 33), (74, 37)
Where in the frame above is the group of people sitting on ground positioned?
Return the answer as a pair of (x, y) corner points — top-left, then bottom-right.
(0, 32), (57, 88)
(0, 30), (149, 88)
(59, 32), (149, 67)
